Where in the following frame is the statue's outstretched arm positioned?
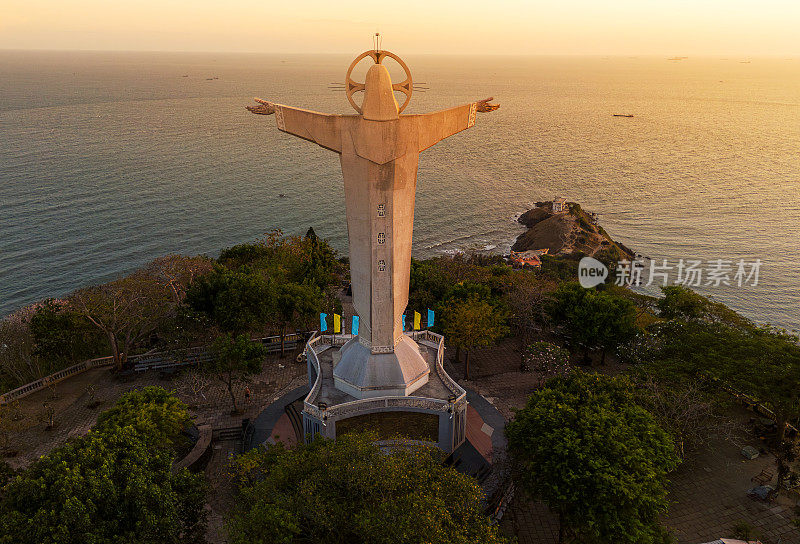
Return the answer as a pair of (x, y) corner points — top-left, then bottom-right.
(416, 97), (499, 152)
(247, 98), (342, 154)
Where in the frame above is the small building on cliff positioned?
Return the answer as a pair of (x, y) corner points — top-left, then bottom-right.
(509, 249), (549, 268)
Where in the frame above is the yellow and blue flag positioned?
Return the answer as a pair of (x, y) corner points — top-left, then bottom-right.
(413, 311), (421, 330)
(352, 315), (359, 335)
(320, 313), (328, 332)
(427, 309), (435, 327)
(333, 313), (341, 334)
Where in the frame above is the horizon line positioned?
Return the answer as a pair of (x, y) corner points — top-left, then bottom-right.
(1, 47), (798, 59)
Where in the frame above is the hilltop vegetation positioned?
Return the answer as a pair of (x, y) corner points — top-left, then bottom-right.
(0, 229), (344, 393)
(0, 387), (206, 544)
(512, 201), (633, 267)
(227, 433), (508, 544)
(2, 227), (799, 543)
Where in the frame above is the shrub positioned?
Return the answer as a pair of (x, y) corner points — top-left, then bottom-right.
(94, 386), (190, 451)
(226, 432), (508, 544)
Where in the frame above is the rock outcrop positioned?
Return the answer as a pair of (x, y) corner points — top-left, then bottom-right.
(512, 202), (633, 260)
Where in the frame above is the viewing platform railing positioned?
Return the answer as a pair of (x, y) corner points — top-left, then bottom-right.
(0, 331), (310, 406)
(302, 330), (466, 422)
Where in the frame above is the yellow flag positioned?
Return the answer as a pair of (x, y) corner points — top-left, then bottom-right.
(333, 313), (341, 333)
(413, 311), (421, 330)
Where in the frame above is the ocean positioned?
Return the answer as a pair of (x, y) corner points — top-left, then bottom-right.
(1, 51), (798, 331)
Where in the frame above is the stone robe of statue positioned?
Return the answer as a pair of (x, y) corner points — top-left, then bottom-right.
(248, 50), (498, 399)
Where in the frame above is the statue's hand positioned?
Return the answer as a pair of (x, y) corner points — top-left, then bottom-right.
(477, 97), (500, 113)
(246, 98), (276, 115)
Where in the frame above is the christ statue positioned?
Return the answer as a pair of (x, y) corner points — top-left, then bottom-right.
(247, 48), (499, 399)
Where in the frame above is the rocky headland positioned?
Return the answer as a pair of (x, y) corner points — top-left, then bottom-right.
(512, 201), (634, 260)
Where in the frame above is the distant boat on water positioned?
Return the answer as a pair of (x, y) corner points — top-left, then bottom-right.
(612, 114), (634, 118)
(668, 56), (688, 61)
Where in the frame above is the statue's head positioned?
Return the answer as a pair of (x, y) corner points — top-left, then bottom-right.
(346, 50), (412, 121)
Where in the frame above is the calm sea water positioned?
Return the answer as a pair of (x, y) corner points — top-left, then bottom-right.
(1, 51), (798, 331)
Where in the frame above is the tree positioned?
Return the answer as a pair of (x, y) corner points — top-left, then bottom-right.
(506, 372), (679, 544)
(144, 254), (214, 304)
(299, 227), (341, 291)
(0, 307), (42, 392)
(71, 269), (176, 370)
(206, 334), (266, 413)
(225, 432), (508, 544)
(94, 386), (190, 451)
(521, 341), (570, 384)
(0, 461), (13, 489)
(643, 321), (800, 491)
(275, 282), (321, 357)
(633, 376), (737, 460)
(186, 267), (274, 333)
(546, 282), (637, 365)
(440, 295), (508, 380)
(504, 274), (557, 343)
(0, 425), (206, 544)
(29, 299), (105, 368)
(657, 285), (710, 320)
(657, 285), (749, 326)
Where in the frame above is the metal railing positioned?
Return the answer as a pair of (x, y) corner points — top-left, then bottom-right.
(0, 356), (114, 405)
(0, 331), (313, 406)
(302, 330), (466, 422)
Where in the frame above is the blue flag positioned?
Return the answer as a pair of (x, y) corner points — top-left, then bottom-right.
(352, 316), (359, 336)
(401, 314), (406, 331)
(427, 309), (435, 327)
(320, 312), (328, 332)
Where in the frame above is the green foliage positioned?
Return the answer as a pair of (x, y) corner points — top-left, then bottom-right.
(94, 386), (189, 451)
(206, 334), (266, 412)
(657, 285), (709, 320)
(657, 285), (750, 327)
(594, 246), (625, 279)
(538, 255), (579, 283)
(409, 255), (511, 320)
(0, 425), (206, 544)
(506, 372), (679, 544)
(443, 281), (494, 305)
(642, 320), (800, 430)
(409, 258), (462, 311)
(275, 282), (322, 332)
(193, 231), (343, 336)
(29, 299), (106, 366)
(187, 266), (275, 333)
(0, 387), (206, 541)
(546, 282), (637, 362)
(0, 390), (205, 543)
(226, 432), (508, 544)
(0, 461), (13, 488)
(208, 334), (265, 375)
(440, 296), (509, 352)
(219, 229), (341, 290)
(440, 295), (509, 378)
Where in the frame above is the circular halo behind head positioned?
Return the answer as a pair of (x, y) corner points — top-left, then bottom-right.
(345, 50), (412, 116)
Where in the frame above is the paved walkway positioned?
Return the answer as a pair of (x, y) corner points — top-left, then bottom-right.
(456, 342), (800, 544)
(1, 352), (305, 468)
(8, 336), (798, 544)
(663, 434), (800, 544)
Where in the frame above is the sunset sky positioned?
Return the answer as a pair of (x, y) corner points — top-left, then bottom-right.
(1, 0), (799, 55)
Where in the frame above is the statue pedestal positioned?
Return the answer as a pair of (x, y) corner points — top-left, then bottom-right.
(333, 335), (429, 399)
